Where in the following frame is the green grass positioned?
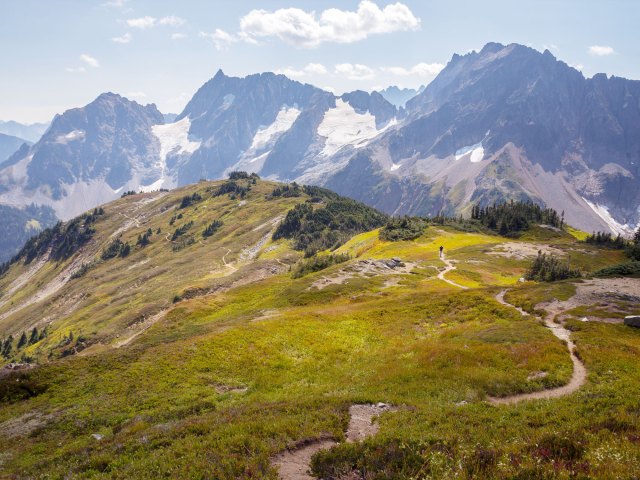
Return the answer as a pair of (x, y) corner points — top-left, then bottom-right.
(1, 183), (639, 478)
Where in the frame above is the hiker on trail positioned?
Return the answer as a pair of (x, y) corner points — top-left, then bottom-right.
(439, 245), (444, 258)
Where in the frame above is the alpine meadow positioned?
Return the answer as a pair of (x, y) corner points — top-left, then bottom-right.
(1, 1), (640, 479)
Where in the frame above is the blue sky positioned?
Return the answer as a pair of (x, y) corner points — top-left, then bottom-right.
(1, 0), (637, 123)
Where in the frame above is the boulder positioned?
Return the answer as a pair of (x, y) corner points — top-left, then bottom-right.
(624, 316), (640, 328)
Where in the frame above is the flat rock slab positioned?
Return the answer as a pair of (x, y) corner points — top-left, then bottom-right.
(625, 316), (640, 328)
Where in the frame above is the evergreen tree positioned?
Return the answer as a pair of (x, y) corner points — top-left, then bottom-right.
(17, 331), (28, 349)
(29, 327), (39, 345)
(2, 335), (13, 358)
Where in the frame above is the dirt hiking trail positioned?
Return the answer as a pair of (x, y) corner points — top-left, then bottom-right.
(489, 290), (587, 404)
(272, 403), (394, 480)
(437, 253), (468, 290)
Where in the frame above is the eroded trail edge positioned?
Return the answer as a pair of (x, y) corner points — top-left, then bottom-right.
(489, 290), (587, 405)
(272, 403), (394, 480)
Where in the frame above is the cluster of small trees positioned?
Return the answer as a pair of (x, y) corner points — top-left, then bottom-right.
(626, 227), (640, 261)
(525, 252), (581, 282)
(228, 171), (259, 182)
(292, 253), (351, 278)
(471, 201), (563, 236)
(1, 326), (47, 359)
(137, 228), (154, 247)
(380, 217), (427, 241)
(101, 238), (131, 259)
(273, 196), (388, 257)
(202, 220), (223, 238)
(171, 221), (194, 241)
(270, 183), (302, 198)
(178, 192), (202, 209)
(585, 231), (627, 248)
(211, 180), (251, 199)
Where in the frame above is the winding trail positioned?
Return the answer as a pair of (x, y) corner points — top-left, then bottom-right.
(489, 290), (587, 405)
(437, 253), (468, 290)
(272, 403), (394, 480)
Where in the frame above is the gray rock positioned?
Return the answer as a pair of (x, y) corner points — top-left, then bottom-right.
(624, 316), (640, 328)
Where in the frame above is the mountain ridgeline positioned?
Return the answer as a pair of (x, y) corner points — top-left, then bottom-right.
(0, 42), (639, 265)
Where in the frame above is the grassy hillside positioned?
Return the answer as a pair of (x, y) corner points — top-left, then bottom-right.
(0, 179), (639, 479)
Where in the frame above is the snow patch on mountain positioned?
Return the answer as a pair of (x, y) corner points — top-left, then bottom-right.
(150, 117), (200, 190)
(455, 142), (485, 162)
(55, 130), (85, 144)
(249, 107), (301, 152)
(582, 197), (636, 237)
(318, 99), (394, 157)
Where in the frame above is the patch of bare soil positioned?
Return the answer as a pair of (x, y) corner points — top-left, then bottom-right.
(0, 411), (54, 439)
(272, 403), (395, 480)
(488, 242), (564, 260)
(113, 309), (167, 348)
(310, 258), (416, 290)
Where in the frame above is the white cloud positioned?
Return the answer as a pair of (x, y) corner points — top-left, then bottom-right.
(570, 63), (584, 72)
(383, 62), (444, 77)
(65, 66), (86, 74)
(112, 32), (132, 44)
(126, 16), (185, 29)
(80, 54), (100, 68)
(334, 63), (375, 80)
(542, 43), (559, 52)
(158, 16), (186, 27)
(276, 63), (328, 78)
(199, 29), (236, 50)
(239, 0), (420, 48)
(588, 45), (615, 56)
(171, 33), (187, 40)
(127, 16), (157, 29)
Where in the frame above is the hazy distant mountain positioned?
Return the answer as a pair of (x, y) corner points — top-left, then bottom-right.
(1, 43), (639, 244)
(0, 120), (49, 143)
(377, 85), (425, 107)
(163, 113), (178, 123)
(0, 133), (30, 163)
(0, 204), (57, 263)
(0, 93), (164, 220)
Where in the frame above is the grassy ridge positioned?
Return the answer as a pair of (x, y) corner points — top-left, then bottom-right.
(0, 182), (638, 478)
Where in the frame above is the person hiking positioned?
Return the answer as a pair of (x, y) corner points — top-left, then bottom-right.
(439, 245), (444, 258)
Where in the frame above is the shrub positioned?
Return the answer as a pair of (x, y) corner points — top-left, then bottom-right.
(525, 252), (581, 282)
(593, 261), (640, 278)
(380, 217), (427, 241)
(171, 221), (194, 241)
(292, 253), (350, 278)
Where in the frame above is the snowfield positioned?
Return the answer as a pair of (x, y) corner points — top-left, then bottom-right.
(318, 100), (393, 156)
(249, 106), (300, 152)
(582, 197), (636, 237)
(455, 142), (485, 163)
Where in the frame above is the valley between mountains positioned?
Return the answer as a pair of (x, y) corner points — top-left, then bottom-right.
(1, 176), (639, 479)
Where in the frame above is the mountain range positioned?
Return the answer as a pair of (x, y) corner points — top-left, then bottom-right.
(1, 42), (639, 262)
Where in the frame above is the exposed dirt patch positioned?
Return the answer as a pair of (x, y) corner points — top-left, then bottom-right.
(113, 309), (167, 348)
(310, 258), (416, 291)
(213, 383), (248, 394)
(488, 242), (564, 260)
(0, 411), (54, 439)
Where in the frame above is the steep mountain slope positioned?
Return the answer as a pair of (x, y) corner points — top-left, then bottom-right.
(1, 178), (638, 479)
(0, 120), (49, 143)
(0, 204), (57, 263)
(322, 43), (640, 235)
(0, 133), (29, 163)
(0, 93), (164, 220)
